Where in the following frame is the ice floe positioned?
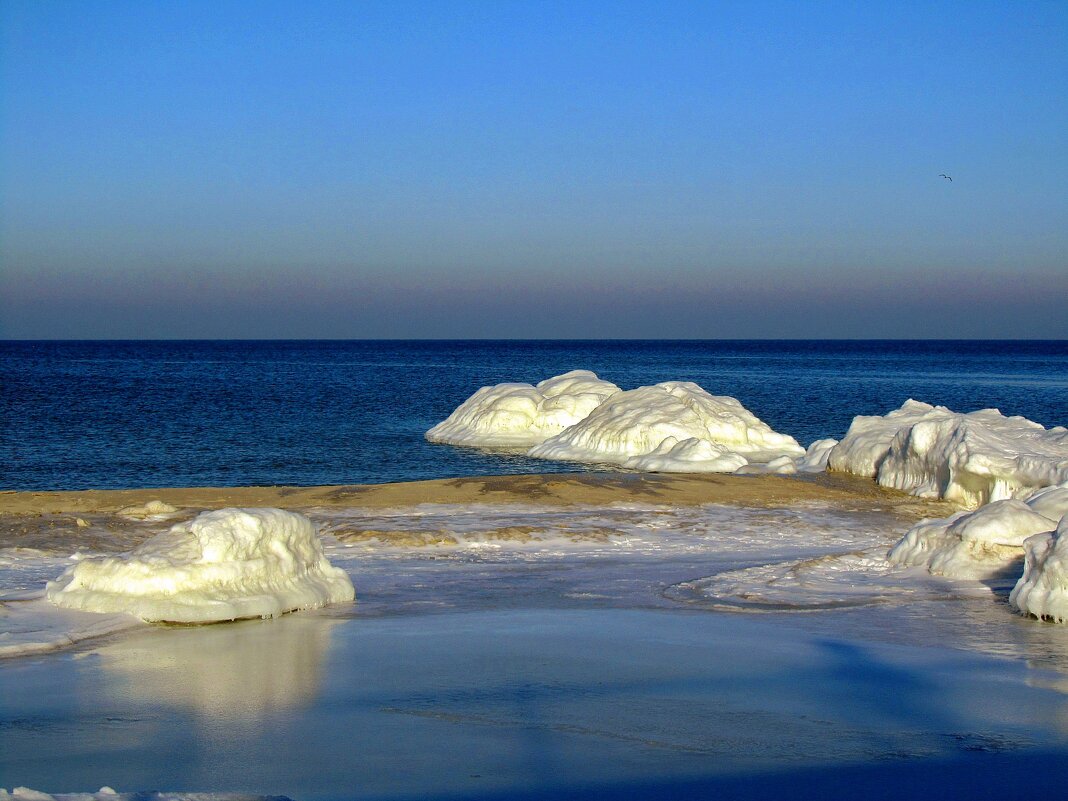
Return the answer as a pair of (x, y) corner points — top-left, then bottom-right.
(46, 508), (354, 623)
(829, 400), (1068, 507)
(1011, 515), (1068, 623)
(426, 369), (620, 447)
(527, 381), (805, 471)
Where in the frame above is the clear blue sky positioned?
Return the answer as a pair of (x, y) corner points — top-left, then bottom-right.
(2, 1), (1066, 338)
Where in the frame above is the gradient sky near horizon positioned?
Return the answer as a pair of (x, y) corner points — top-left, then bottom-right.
(2, 1), (1066, 339)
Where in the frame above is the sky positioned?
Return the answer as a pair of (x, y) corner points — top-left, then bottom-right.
(1, 1), (1066, 339)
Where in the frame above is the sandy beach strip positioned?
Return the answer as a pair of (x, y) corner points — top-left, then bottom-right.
(0, 471), (954, 515)
(0, 472), (953, 547)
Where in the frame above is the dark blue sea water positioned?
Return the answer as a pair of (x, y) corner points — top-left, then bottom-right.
(2, 340), (1066, 491)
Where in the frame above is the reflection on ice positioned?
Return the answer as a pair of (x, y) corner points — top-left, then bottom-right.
(92, 613), (340, 720)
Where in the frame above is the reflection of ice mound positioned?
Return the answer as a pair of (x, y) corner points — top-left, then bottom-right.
(528, 382), (804, 471)
(829, 400), (1068, 507)
(426, 370), (620, 447)
(1011, 516), (1068, 623)
(46, 508), (355, 623)
(665, 549), (956, 612)
(888, 499), (1058, 580)
(97, 615), (338, 718)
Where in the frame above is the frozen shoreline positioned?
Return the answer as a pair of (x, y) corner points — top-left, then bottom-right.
(4, 474), (1068, 796)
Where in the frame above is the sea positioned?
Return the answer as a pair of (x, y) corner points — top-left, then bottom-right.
(2, 339), (1066, 491)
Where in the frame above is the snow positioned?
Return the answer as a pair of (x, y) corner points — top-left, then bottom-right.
(46, 508), (354, 623)
(527, 381), (804, 471)
(1010, 514), (1068, 623)
(426, 370), (620, 447)
(829, 400), (1068, 507)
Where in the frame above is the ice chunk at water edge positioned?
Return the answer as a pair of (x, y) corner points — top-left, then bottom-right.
(426, 370), (621, 447)
(46, 508), (355, 623)
(829, 400), (1068, 506)
(528, 381), (804, 469)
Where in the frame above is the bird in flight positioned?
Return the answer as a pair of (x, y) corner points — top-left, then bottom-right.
(939, 173), (953, 181)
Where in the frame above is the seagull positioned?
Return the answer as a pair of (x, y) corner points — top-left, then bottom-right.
(939, 173), (953, 181)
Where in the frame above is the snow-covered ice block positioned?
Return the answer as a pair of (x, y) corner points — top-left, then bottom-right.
(116, 500), (177, 519)
(426, 370), (620, 447)
(1023, 483), (1068, 522)
(1011, 515), (1068, 623)
(796, 438), (839, 473)
(527, 381), (804, 471)
(734, 439), (839, 476)
(829, 400), (1068, 507)
(46, 508), (354, 623)
(888, 499), (1057, 580)
(622, 436), (748, 473)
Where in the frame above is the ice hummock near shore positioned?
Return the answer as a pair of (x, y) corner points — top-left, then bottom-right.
(429, 372), (1068, 621)
(47, 508), (354, 623)
(827, 399), (1068, 508)
(429, 371), (812, 472)
(426, 369), (621, 447)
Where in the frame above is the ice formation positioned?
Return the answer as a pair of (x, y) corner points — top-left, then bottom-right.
(527, 382), (805, 471)
(1010, 515), (1068, 623)
(426, 370), (621, 447)
(888, 499), (1058, 580)
(828, 400), (1068, 507)
(116, 500), (177, 518)
(46, 508), (354, 623)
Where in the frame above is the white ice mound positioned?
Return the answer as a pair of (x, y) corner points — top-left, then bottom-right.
(888, 498), (1059, 580)
(46, 508), (355, 623)
(828, 400), (1068, 507)
(622, 436), (748, 473)
(426, 370), (621, 447)
(1011, 515), (1068, 622)
(116, 500), (178, 518)
(527, 381), (804, 471)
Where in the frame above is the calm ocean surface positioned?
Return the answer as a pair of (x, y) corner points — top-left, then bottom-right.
(2, 340), (1066, 491)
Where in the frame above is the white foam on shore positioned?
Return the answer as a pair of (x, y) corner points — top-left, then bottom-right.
(1011, 515), (1068, 623)
(426, 370), (620, 447)
(527, 381), (804, 471)
(46, 508), (354, 624)
(829, 400), (1068, 507)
